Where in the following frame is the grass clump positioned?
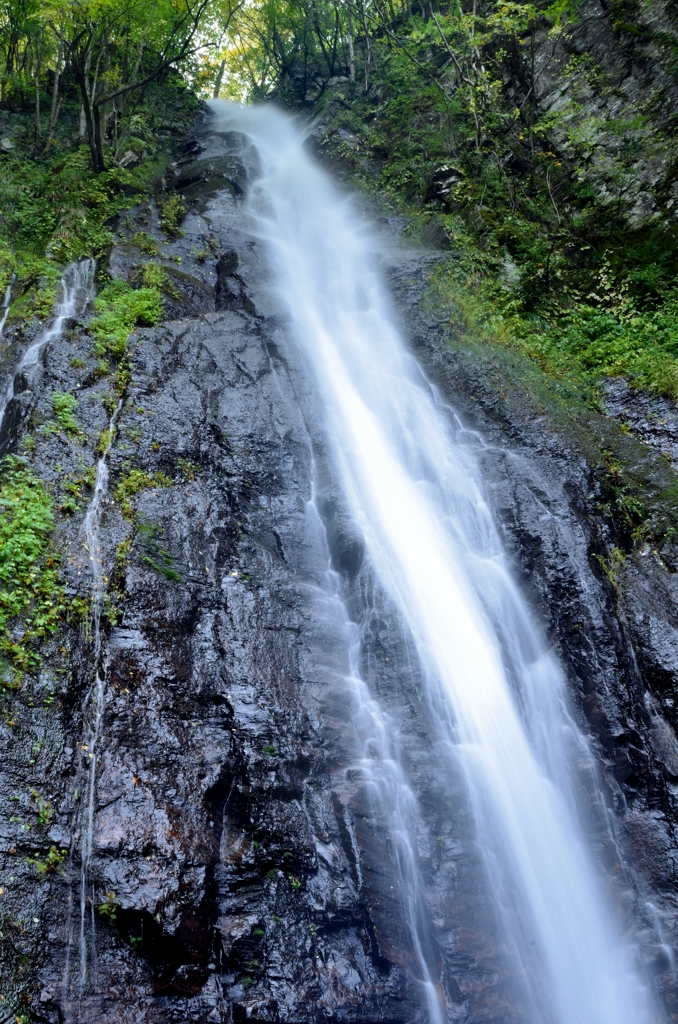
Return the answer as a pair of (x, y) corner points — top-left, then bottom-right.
(27, 845), (67, 877)
(51, 392), (83, 437)
(114, 468), (172, 518)
(0, 458), (66, 671)
(139, 261), (179, 298)
(158, 193), (186, 237)
(135, 519), (180, 581)
(131, 231), (159, 255)
(91, 280), (162, 362)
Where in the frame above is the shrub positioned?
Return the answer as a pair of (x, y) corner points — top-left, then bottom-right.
(0, 458), (66, 670)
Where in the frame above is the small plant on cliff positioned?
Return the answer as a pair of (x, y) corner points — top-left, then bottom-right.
(177, 458), (200, 481)
(159, 194), (186, 238)
(51, 392), (83, 437)
(139, 261), (178, 298)
(91, 280), (162, 363)
(0, 457), (66, 671)
(131, 231), (159, 255)
(97, 892), (120, 922)
(30, 789), (53, 826)
(27, 845), (67, 877)
(593, 546), (627, 592)
(114, 469), (172, 518)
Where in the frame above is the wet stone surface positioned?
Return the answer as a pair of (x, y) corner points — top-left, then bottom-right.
(1, 122), (678, 1023)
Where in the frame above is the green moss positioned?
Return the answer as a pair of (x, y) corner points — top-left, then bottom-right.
(114, 468), (172, 518)
(158, 193), (186, 237)
(131, 231), (159, 255)
(0, 458), (66, 672)
(134, 519), (180, 580)
(51, 392), (83, 437)
(27, 845), (67, 877)
(91, 281), (163, 362)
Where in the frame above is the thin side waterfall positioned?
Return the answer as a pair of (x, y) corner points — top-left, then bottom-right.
(0, 260), (95, 432)
(76, 399), (123, 995)
(0, 274), (14, 338)
(210, 101), (656, 1024)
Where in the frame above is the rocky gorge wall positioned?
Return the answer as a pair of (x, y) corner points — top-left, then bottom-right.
(1, 115), (678, 1024)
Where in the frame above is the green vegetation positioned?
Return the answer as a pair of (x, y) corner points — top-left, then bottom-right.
(209, 0), (678, 402)
(177, 458), (200, 481)
(91, 281), (163, 362)
(0, 458), (65, 672)
(26, 845), (67, 877)
(0, 0), (239, 329)
(51, 391), (82, 437)
(0, 0), (234, 175)
(114, 468), (172, 518)
(430, 248), (678, 399)
(131, 231), (159, 255)
(96, 893), (120, 922)
(158, 193), (186, 237)
(30, 789), (53, 826)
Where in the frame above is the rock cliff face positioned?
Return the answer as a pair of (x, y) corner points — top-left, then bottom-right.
(2, 118), (678, 1024)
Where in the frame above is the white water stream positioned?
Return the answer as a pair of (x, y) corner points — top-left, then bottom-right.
(211, 101), (656, 1024)
(0, 260), (95, 433)
(77, 398), (123, 993)
(0, 274), (14, 338)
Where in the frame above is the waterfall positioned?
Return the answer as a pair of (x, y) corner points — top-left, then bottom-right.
(265, 338), (446, 1022)
(77, 399), (123, 993)
(209, 101), (656, 1024)
(0, 260), (95, 433)
(0, 274), (14, 338)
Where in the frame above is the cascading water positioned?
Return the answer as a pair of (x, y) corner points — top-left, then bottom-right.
(0, 260), (95, 432)
(0, 274), (14, 338)
(75, 398), (123, 995)
(210, 100), (657, 1024)
(265, 342), (445, 1021)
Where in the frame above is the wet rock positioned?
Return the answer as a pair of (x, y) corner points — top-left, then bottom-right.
(602, 377), (678, 466)
(215, 250), (255, 313)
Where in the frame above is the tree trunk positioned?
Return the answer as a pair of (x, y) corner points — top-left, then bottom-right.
(360, 0), (371, 90)
(76, 68), (104, 172)
(34, 58), (41, 138)
(346, 2), (355, 84)
(48, 37), (64, 138)
(213, 58), (227, 98)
